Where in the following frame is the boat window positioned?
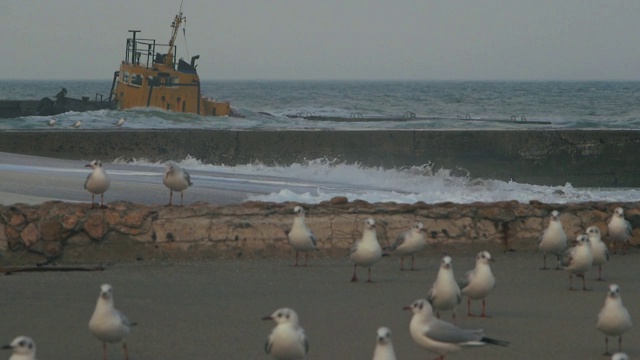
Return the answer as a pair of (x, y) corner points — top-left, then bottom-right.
(131, 74), (143, 86)
(122, 71), (130, 84)
(167, 77), (179, 87)
(147, 76), (161, 86)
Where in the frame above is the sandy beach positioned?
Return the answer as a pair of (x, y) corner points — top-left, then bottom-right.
(1, 246), (637, 359)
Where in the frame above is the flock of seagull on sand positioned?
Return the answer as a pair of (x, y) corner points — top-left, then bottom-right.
(46, 117), (126, 129)
(2, 162), (635, 359)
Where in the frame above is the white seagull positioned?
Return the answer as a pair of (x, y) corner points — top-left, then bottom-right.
(286, 206), (318, 266)
(560, 234), (593, 291)
(70, 120), (82, 128)
(372, 327), (397, 360)
(350, 218), (383, 282)
(607, 207), (632, 254)
(611, 353), (629, 360)
(262, 307), (309, 360)
(114, 117), (126, 128)
(2, 336), (37, 360)
(389, 221), (426, 271)
(84, 160), (111, 208)
(404, 299), (509, 359)
(537, 210), (567, 270)
(428, 255), (462, 323)
(47, 117), (56, 129)
(163, 161), (192, 206)
(89, 284), (135, 360)
(460, 251), (496, 317)
(596, 284), (633, 356)
(587, 225), (610, 281)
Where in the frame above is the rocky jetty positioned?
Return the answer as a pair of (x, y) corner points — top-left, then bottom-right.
(0, 199), (638, 265)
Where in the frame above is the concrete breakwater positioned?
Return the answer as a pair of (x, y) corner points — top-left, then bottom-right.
(1, 199), (638, 264)
(0, 129), (640, 187)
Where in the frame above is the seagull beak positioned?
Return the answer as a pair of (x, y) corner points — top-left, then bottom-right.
(489, 258), (496, 262)
(1, 345), (11, 350)
(402, 306), (412, 311)
(84, 164), (92, 168)
(261, 316), (273, 321)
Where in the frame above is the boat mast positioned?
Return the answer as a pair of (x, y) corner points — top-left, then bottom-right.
(164, 2), (185, 67)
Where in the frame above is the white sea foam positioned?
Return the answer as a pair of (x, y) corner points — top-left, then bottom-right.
(114, 156), (640, 205)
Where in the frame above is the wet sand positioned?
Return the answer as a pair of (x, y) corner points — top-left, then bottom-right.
(1, 247), (638, 359)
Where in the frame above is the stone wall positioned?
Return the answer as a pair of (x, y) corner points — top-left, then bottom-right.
(1, 199), (638, 265)
(1, 130), (640, 187)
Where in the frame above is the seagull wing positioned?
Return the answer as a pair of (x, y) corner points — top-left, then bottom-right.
(458, 269), (473, 290)
(309, 232), (317, 248)
(84, 172), (92, 190)
(391, 230), (408, 250)
(625, 220), (632, 237)
(425, 319), (482, 344)
(264, 335), (273, 355)
(299, 329), (309, 354)
(183, 169), (193, 186)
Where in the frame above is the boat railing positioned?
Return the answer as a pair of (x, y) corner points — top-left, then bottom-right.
(125, 34), (178, 70)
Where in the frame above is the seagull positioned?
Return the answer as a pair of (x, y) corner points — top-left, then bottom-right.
(2, 336), (37, 360)
(350, 218), (383, 282)
(428, 256), (462, 323)
(596, 284), (633, 356)
(70, 120), (82, 128)
(587, 225), (609, 281)
(460, 251), (496, 317)
(611, 353), (629, 360)
(163, 161), (192, 206)
(607, 207), (632, 254)
(404, 299), (509, 359)
(47, 117), (56, 129)
(84, 160), (111, 208)
(389, 221), (426, 271)
(560, 234), (593, 291)
(372, 327), (397, 360)
(89, 284), (135, 360)
(286, 206), (318, 266)
(114, 117), (126, 128)
(537, 210), (567, 270)
(262, 307), (309, 360)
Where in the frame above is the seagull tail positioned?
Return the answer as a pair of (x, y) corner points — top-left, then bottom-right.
(481, 336), (509, 347)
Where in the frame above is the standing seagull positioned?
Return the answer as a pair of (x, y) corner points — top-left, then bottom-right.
(404, 299), (509, 359)
(89, 284), (134, 360)
(607, 207), (632, 254)
(538, 210), (567, 270)
(262, 307), (309, 360)
(428, 256), (462, 323)
(460, 251), (496, 317)
(587, 225), (609, 281)
(350, 218), (383, 282)
(70, 120), (82, 128)
(372, 327), (397, 360)
(596, 284), (633, 356)
(560, 234), (593, 291)
(47, 117), (56, 129)
(84, 160), (111, 208)
(114, 117), (126, 128)
(2, 336), (37, 360)
(163, 161), (192, 206)
(287, 206), (318, 266)
(389, 221), (426, 271)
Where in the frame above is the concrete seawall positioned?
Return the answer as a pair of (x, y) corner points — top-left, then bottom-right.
(1, 129), (639, 187)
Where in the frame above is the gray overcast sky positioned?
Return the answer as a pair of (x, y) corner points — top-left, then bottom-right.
(2, 0), (640, 81)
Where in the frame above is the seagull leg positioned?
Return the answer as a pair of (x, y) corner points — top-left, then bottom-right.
(596, 265), (605, 281)
(91, 194), (96, 209)
(304, 252), (309, 266)
(366, 267), (373, 283)
(400, 256), (405, 271)
(481, 299), (490, 317)
(618, 335), (623, 352)
(603, 336), (610, 355)
(168, 190), (173, 206)
(577, 273), (589, 291)
(539, 253), (548, 270)
(294, 251), (299, 266)
(568, 273), (575, 291)
(123, 341), (129, 360)
(100, 193), (107, 208)
(467, 297), (475, 317)
(102, 342), (107, 360)
(350, 264), (358, 282)
(554, 254), (562, 270)
(411, 256), (417, 271)
(180, 191), (184, 206)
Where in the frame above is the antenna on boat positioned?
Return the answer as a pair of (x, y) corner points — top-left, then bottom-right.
(165, 0), (186, 67)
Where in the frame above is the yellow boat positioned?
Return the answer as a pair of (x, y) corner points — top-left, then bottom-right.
(108, 9), (231, 116)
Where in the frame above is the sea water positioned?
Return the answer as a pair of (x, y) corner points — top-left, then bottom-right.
(2, 80), (640, 204)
